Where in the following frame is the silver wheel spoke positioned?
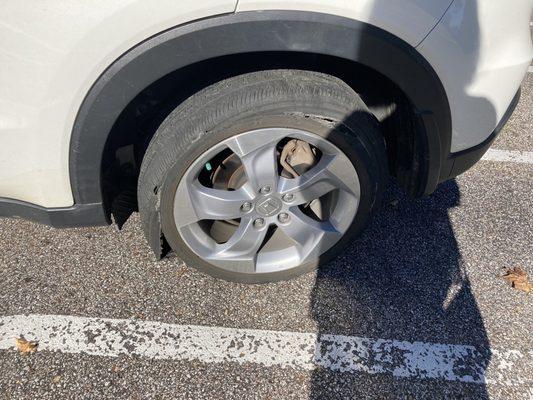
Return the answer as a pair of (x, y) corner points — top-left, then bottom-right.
(278, 154), (358, 205)
(174, 181), (251, 228)
(208, 217), (268, 273)
(280, 208), (342, 264)
(226, 130), (284, 192)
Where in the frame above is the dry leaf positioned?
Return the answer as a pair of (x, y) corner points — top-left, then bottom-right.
(176, 265), (187, 279)
(15, 338), (37, 354)
(52, 375), (61, 384)
(502, 267), (531, 293)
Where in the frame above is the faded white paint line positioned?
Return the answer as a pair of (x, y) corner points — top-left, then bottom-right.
(528, 65), (533, 73)
(482, 149), (533, 164)
(1, 315), (531, 386)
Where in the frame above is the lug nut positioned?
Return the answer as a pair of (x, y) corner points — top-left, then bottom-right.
(259, 186), (271, 194)
(253, 218), (265, 229)
(282, 193), (294, 203)
(278, 213), (290, 224)
(241, 202), (253, 212)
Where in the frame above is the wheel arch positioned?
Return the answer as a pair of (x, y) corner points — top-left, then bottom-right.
(70, 10), (451, 225)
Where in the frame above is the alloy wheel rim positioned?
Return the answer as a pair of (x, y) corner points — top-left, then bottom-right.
(173, 128), (360, 274)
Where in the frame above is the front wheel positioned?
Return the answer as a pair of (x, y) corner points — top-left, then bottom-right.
(138, 70), (387, 283)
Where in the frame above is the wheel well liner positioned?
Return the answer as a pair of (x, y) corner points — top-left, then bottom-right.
(70, 11), (451, 222)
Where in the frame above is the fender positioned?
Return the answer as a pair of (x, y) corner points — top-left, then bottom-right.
(70, 10), (451, 225)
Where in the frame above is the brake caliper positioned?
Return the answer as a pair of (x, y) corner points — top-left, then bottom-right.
(280, 139), (327, 220)
(280, 139), (317, 178)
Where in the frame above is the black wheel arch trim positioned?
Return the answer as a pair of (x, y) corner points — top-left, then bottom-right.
(0, 198), (108, 228)
(6, 10), (451, 228)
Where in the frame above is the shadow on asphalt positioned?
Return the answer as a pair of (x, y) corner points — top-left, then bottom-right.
(308, 0), (498, 396)
(310, 180), (490, 398)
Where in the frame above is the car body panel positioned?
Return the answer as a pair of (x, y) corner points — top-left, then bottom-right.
(0, 0), (237, 207)
(0, 0), (531, 212)
(0, 0), (452, 208)
(417, 0), (533, 152)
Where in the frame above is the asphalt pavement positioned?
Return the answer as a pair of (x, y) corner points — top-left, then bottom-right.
(0, 74), (531, 400)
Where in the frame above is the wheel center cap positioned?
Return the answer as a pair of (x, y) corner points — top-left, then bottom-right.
(255, 196), (282, 217)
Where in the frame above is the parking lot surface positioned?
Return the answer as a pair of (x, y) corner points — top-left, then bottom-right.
(0, 74), (531, 399)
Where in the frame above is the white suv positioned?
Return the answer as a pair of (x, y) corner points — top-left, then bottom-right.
(0, 1), (531, 282)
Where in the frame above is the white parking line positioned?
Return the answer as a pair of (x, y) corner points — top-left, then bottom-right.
(0, 314), (531, 386)
(482, 149), (533, 164)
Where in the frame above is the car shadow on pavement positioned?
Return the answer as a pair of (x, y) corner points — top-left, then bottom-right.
(309, 180), (491, 399)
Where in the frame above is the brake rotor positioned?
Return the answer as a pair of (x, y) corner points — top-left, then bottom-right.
(209, 153), (247, 242)
(211, 153), (247, 190)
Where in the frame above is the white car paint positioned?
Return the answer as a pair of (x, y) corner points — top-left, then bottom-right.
(0, 0), (531, 208)
(0, 0), (237, 207)
(417, 0), (533, 152)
